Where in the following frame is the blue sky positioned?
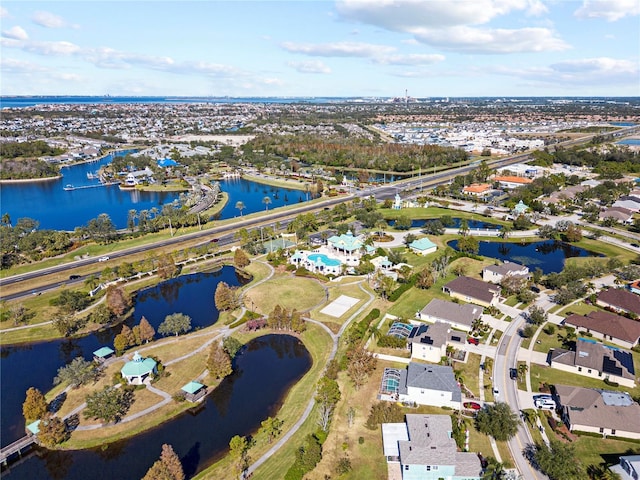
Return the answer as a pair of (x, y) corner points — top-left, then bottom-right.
(1, 0), (638, 97)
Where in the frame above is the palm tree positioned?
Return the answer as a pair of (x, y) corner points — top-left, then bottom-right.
(518, 363), (529, 383)
(262, 196), (272, 211)
(1, 213), (11, 227)
(235, 201), (245, 216)
(127, 209), (138, 232)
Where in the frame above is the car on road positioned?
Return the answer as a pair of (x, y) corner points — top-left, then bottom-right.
(492, 388), (499, 398)
(69, 274), (81, 280)
(98, 256), (110, 262)
(631, 243), (639, 248)
(510, 368), (518, 380)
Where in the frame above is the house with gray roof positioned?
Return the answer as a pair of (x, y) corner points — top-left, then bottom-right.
(408, 322), (466, 363)
(419, 299), (482, 332)
(549, 338), (636, 388)
(597, 288), (640, 317)
(443, 276), (500, 307)
(482, 261), (530, 284)
(398, 363), (462, 409)
(563, 310), (640, 349)
(611, 455), (640, 480)
(382, 414), (482, 480)
(555, 385), (640, 440)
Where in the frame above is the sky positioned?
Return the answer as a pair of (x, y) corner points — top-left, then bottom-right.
(1, 0), (639, 97)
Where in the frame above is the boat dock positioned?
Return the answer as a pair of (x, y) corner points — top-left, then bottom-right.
(63, 182), (119, 191)
(0, 435), (36, 466)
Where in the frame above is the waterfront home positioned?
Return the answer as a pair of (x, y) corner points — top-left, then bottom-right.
(563, 310), (640, 349)
(379, 363), (462, 409)
(597, 288), (640, 317)
(418, 299), (482, 332)
(408, 322), (466, 363)
(443, 276), (500, 307)
(382, 414), (482, 480)
(482, 261), (530, 284)
(408, 237), (437, 256)
(121, 351), (157, 385)
(124, 167), (154, 186)
(549, 338), (636, 388)
(554, 385), (640, 440)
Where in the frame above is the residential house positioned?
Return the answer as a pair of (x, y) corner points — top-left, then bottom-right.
(408, 322), (466, 363)
(549, 338), (636, 388)
(613, 197), (640, 213)
(382, 414), (482, 480)
(419, 299), (482, 332)
(482, 261), (530, 284)
(443, 276), (500, 307)
(326, 230), (363, 264)
(541, 184), (587, 205)
(124, 167), (154, 186)
(493, 175), (533, 189)
(599, 207), (634, 224)
(408, 237), (438, 256)
(597, 288), (640, 317)
(630, 280), (640, 295)
(611, 455), (640, 480)
(379, 363), (462, 409)
(554, 385), (640, 440)
(563, 310), (640, 349)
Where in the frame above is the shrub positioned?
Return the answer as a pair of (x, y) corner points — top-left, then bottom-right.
(358, 436), (364, 445)
(366, 402), (404, 430)
(377, 335), (407, 349)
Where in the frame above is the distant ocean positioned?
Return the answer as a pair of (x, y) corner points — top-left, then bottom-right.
(0, 96), (366, 108)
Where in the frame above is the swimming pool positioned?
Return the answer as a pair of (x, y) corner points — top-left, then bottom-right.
(308, 253), (342, 267)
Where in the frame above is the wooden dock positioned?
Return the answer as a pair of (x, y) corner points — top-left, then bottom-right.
(0, 435), (36, 466)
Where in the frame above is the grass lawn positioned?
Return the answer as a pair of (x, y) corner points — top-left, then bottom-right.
(456, 353), (482, 398)
(245, 274), (326, 315)
(504, 295), (519, 307)
(569, 436), (640, 470)
(310, 280), (369, 327)
(532, 323), (560, 354)
(556, 300), (606, 317)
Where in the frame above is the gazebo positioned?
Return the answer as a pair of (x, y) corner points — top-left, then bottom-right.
(93, 346), (115, 363)
(121, 351), (157, 385)
(181, 381), (207, 402)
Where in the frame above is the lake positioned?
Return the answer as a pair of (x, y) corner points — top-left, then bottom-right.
(2, 334), (310, 480)
(0, 267), (248, 447)
(0, 155), (313, 231)
(447, 239), (602, 274)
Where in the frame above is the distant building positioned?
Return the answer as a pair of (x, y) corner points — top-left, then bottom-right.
(563, 310), (640, 349)
(482, 261), (530, 284)
(121, 351), (157, 385)
(549, 338), (636, 388)
(443, 276), (500, 307)
(418, 299), (482, 332)
(124, 167), (154, 186)
(512, 200), (529, 216)
(462, 183), (492, 197)
(493, 175), (533, 189)
(599, 207), (634, 224)
(597, 288), (640, 317)
(408, 237), (437, 256)
(392, 193), (402, 210)
(382, 414), (482, 480)
(555, 385), (640, 440)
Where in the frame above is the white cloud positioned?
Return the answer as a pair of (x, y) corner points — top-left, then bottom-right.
(281, 41), (394, 57)
(414, 26), (569, 54)
(373, 53), (445, 65)
(1, 57), (46, 73)
(574, 0), (640, 21)
(24, 40), (82, 56)
(2, 25), (28, 41)
(32, 10), (77, 29)
(287, 60), (331, 74)
(0, 7), (9, 19)
(336, 0), (547, 30)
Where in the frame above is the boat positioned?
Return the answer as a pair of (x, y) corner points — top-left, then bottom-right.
(63, 184), (74, 191)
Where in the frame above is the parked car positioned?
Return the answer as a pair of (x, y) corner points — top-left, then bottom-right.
(535, 398), (556, 410)
(468, 337), (480, 345)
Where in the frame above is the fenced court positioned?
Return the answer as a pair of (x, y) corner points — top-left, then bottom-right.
(319, 294), (360, 318)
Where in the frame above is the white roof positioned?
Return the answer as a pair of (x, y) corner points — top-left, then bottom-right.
(382, 423), (409, 457)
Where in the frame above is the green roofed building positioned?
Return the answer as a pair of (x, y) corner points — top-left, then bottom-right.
(181, 381), (207, 402)
(93, 346), (115, 363)
(121, 351), (157, 385)
(26, 420), (41, 435)
(327, 230), (363, 254)
(409, 237), (437, 256)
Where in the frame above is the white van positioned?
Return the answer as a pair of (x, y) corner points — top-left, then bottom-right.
(535, 398), (556, 410)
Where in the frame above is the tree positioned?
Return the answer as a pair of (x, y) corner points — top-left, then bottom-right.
(403, 232), (417, 246)
(260, 416), (284, 444)
(105, 285), (131, 317)
(156, 253), (179, 279)
(528, 305), (548, 325)
(37, 414), (69, 447)
(214, 282), (235, 311)
(394, 215), (412, 230)
(229, 435), (251, 478)
(142, 444), (185, 480)
(262, 196), (272, 210)
(565, 223), (582, 242)
(475, 402), (520, 441)
(54, 357), (97, 388)
(346, 345), (377, 390)
(518, 363), (529, 383)
(23, 387), (47, 423)
(235, 201), (245, 216)
(120, 324), (136, 347)
(528, 440), (585, 480)
(222, 336), (243, 358)
(234, 248), (250, 268)
(365, 402), (404, 429)
(51, 312), (79, 337)
(90, 303), (113, 324)
(207, 342), (232, 379)
(139, 316), (156, 343)
(457, 235), (479, 255)
(158, 313), (192, 337)
(127, 209), (137, 232)
(84, 386), (132, 424)
(113, 333), (129, 355)
(482, 456), (506, 480)
(415, 267), (434, 289)
(316, 376), (341, 431)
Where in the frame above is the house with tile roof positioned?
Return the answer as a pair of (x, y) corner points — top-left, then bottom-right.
(443, 276), (500, 307)
(462, 183), (492, 197)
(493, 175), (533, 189)
(382, 414), (482, 480)
(549, 338), (636, 388)
(563, 310), (640, 349)
(419, 299), (482, 332)
(554, 385), (640, 440)
(597, 288), (640, 317)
